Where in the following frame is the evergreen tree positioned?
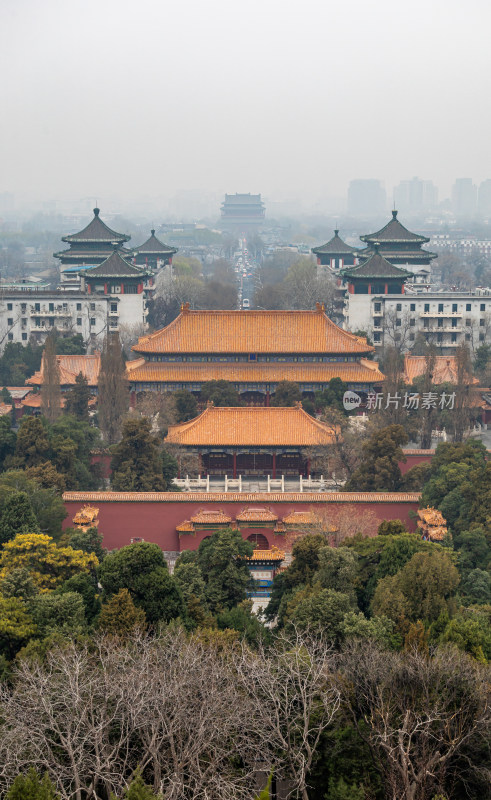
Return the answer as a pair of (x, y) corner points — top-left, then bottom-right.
(0, 492), (40, 545)
(111, 768), (162, 799)
(345, 424), (408, 492)
(98, 542), (184, 624)
(6, 768), (60, 799)
(0, 415), (16, 469)
(200, 380), (242, 406)
(174, 389), (198, 422)
(98, 588), (147, 637)
(270, 380), (302, 406)
(65, 372), (90, 420)
(98, 333), (128, 444)
(41, 332), (61, 423)
(13, 417), (50, 467)
(111, 418), (166, 491)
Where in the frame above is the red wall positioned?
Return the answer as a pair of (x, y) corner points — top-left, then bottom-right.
(63, 492), (421, 552)
(399, 451), (435, 475)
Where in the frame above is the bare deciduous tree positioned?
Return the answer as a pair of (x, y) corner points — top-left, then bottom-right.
(340, 640), (491, 800)
(235, 628), (341, 800)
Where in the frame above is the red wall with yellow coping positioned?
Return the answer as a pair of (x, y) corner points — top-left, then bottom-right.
(63, 492), (421, 552)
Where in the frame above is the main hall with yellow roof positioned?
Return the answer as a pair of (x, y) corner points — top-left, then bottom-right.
(130, 302), (384, 404)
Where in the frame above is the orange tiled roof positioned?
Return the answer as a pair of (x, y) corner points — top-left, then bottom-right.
(27, 353), (101, 387)
(0, 403), (12, 416)
(404, 355), (478, 386)
(190, 509), (232, 524)
(283, 510), (319, 525)
(176, 520), (195, 532)
(128, 358), (385, 385)
(248, 547), (285, 561)
(132, 305), (373, 355)
(165, 406), (335, 447)
(126, 357), (146, 375)
(21, 394), (67, 409)
(236, 507), (278, 522)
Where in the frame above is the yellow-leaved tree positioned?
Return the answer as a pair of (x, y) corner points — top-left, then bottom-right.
(0, 533), (98, 591)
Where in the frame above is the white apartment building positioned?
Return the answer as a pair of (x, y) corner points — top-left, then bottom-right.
(0, 291), (111, 352)
(344, 289), (491, 352)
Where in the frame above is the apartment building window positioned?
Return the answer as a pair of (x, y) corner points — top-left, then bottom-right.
(480, 319), (485, 326)
(374, 302), (381, 313)
(423, 319), (429, 328)
(466, 333), (471, 341)
(437, 333), (442, 343)
(109, 319), (118, 328)
(77, 303), (82, 311)
(48, 318), (54, 327)
(90, 318), (96, 326)
(452, 319), (457, 328)
(373, 332), (381, 343)
(438, 303), (444, 312)
(21, 318), (26, 328)
(424, 303), (430, 313)
(49, 303), (54, 312)
(21, 333), (27, 341)
(396, 303), (402, 312)
(34, 303), (40, 312)
(21, 303), (26, 313)
(466, 319), (472, 326)
(409, 332), (415, 341)
(438, 319), (443, 328)
(480, 333), (485, 341)
(7, 318), (13, 326)
(77, 318), (82, 326)
(396, 319), (401, 327)
(7, 303), (12, 311)
(410, 303), (416, 312)
(466, 303), (472, 311)
(110, 302), (118, 313)
(410, 318), (415, 326)
(7, 334), (13, 341)
(90, 303), (95, 311)
(481, 303), (486, 311)
(34, 317), (40, 327)
(451, 333), (457, 343)
(452, 303), (458, 312)
(374, 317), (382, 327)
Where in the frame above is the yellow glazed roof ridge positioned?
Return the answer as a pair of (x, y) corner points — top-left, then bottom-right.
(132, 307), (374, 355)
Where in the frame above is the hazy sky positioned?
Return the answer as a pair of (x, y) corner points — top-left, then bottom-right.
(1, 0), (490, 209)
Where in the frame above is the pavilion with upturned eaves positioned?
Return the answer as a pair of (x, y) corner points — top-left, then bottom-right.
(54, 208), (132, 287)
(312, 229), (359, 270)
(130, 303), (385, 405)
(358, 210), (437, 277)
(132, 230), (177, 270)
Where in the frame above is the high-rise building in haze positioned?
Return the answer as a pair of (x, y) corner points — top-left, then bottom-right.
(393, 177), (438, 213)
(451, 178), (477, 216)
(347, 180), (386, 216)
(478, 180), (491, 217)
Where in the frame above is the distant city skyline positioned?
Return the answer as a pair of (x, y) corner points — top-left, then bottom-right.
(1, 0), (491, 214)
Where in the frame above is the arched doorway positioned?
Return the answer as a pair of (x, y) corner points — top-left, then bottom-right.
(247, 533), (269, 550)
